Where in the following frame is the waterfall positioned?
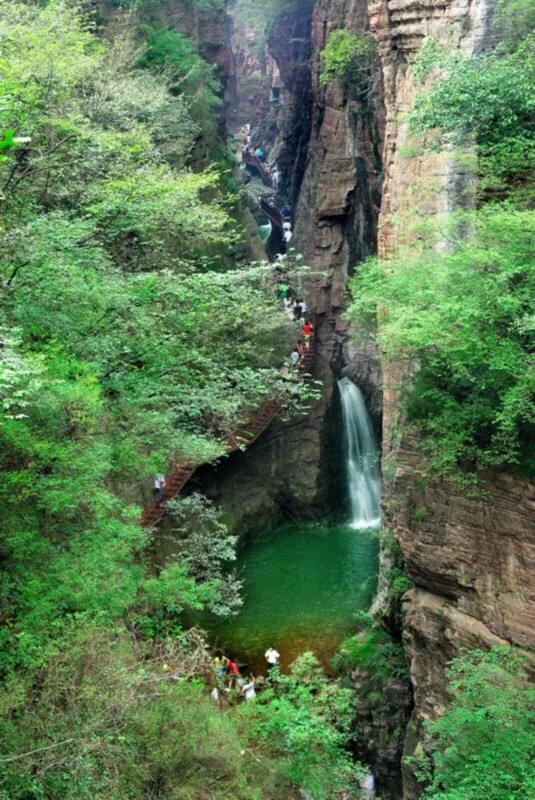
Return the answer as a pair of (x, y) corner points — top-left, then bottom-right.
(338, 377), (381, 530)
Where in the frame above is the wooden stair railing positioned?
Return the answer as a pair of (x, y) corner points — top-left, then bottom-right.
(242, 149), (273, 188)
(140, 400), (281, 527)
(140, 324), (316, 528)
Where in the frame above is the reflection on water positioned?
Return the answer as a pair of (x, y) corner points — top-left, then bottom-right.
(197, 521), (379, 674)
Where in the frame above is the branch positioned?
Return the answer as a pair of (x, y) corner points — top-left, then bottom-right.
(0, 738), (74, 763)
(6, 260), (30, 287)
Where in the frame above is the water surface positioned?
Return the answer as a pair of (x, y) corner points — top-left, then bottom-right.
(200, 521), (379, 674)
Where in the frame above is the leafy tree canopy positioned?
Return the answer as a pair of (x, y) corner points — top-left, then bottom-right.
(0, 0), (304, 676)
(319, 29), (376, 88)
(349, 205), (535, 481)
(416, 648), (535, 800)
(410, 2), (534, 200)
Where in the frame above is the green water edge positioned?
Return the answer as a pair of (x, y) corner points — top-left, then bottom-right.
(196, 520), (380, 675)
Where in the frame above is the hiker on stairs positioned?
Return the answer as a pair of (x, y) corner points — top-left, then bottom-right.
(283, 220), (293, 245)
(153, 474), (165, 502)
(302, 320), (313, 348)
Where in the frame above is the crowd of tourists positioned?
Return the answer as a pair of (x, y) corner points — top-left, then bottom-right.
(207, 646), (376, 796)
(276, 283), (314, 373)
(208, 645), (281, 706)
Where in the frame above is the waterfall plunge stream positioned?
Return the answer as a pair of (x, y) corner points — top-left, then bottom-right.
(338, 377), (381, 529)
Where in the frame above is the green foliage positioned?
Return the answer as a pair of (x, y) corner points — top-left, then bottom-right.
(239, 652), (364, 798)
(334, 625), (407, 684)
(415, 647), (535, 800)
(138, 25), (222, 152)
(349, 205), (535, 480)
(411, 12), (534, 199)
(0, 0), (303, 676)
(319, 29), (376, 87)
(0, 626), (282, 799)
(497, 0), (535, 47)
(165, 494), (243, 616)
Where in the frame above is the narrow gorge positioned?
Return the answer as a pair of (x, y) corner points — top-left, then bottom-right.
(214, 0), (535, 794)
(0, 1), (533, 799)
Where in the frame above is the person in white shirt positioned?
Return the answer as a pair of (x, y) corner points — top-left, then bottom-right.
(264, 646), (280, 670)
(153, 474), (165, 502)
(360, 772), (375, 798)
(242, 676), (256, 701)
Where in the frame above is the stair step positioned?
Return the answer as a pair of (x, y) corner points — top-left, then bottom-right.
(140, 380), (298, 527)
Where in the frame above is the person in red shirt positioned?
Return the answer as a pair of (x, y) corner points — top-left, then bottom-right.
(226, 657), (240, 687)
(227, 658), (239, 675)
(302, 320), (313, 348)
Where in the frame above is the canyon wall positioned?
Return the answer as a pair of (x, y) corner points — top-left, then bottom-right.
(122, 2), (534, 794)
(147, 2), (533, 795)
(365, 0), (535, 795)
(239, 0), (534, 796)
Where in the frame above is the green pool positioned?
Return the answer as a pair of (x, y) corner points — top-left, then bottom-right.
(199, 521), (379, 675)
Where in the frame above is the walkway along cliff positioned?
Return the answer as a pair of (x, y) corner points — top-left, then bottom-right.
(141, 328), (316, 527)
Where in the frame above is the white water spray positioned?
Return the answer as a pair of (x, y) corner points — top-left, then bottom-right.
(338, 377), (381, 530)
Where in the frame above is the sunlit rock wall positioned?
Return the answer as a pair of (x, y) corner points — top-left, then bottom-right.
(368, 0), (535, 796)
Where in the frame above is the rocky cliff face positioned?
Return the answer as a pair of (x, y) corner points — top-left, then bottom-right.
(367, 0), (535, 795)
(385, 440), (535, 792)
(153, 1), (533, 795)
(191, 375), (336, 535)
(294, 0), (384, 416)
(225, 1), (535, 797)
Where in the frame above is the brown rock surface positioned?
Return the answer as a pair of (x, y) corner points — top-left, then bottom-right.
(186, 366), (335, 536)
(295, 0), (383, 324)
(370, 0), (535, 793)
(390, 446), (535, 646)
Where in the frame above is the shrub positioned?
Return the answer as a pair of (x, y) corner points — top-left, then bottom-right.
(319, 29), (376, 87)
(416, 647), (535, 800)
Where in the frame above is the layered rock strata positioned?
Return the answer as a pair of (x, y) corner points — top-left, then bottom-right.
(368, 0), (535, 795)
(201, 2), (535, 796)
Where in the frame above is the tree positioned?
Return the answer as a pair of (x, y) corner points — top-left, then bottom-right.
(415, 648), (535, 800)
(165, 494), (243, 616)
(349, 206), (535, 480)
(410, 7), (534, 200)
(319, 29), (377, 95)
